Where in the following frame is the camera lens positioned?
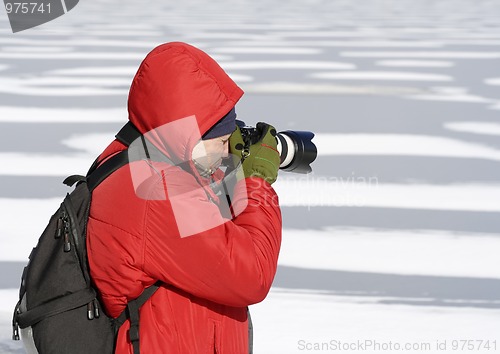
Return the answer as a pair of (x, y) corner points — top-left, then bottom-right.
(276, 131), (317, 174)
(235, 120), (317, 174)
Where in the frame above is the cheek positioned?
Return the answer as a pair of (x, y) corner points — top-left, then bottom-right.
(214, 145), (225, 158)
(215, 142), (226, 154)
(205, 143), (224, 159)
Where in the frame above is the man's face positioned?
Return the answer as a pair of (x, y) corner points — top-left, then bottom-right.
(192, 133), (231, 173)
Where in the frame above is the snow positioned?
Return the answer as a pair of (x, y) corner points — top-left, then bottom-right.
(0, 52), (146, 60)
(484, 77), (500, 86)
(278, 228), (500, 278)
(171, 23), (321, 30)
(0, 46), (72, 52)
(375, 60), (455, 67)
(240, 82), (421, 95)
(444, 122), (500, 136)
(227, 73), (254, 83)
(267, 31), (388, 38)
(180, 32), (280, 40)
(404, 87), (495, 104)
(489, 102), (500, 110)
(47, 66), (139, 76)
(0, 77), (128, 96)
(0, 153), (99, 176)
(2, 76), (131, 87)
(0, 38), (161, 48)
(250, 289), (500, 354)
(211, 47), (322, 54)
(0, 198), (62, 261)
(312, 133), (500, 161)
(218, 61), (356, 70)
(311, 71), (453, 81)
(340, 51), (500, 59)
(0, 106), (126, 123)
(274, 180), (500, 211)
(224, 40), (444, 48)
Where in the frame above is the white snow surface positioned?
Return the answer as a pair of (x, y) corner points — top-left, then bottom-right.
(340, 51), (500, 59)
(210, 47), (322, 54)
(2, 0), (500, 352)
(312, 133), (500, 161)
(47, 66), (137, 76)
(0, 107), (126, 123)
(274, 179), (500, 211)
(375, 60), (455, 67)
(484, 77), (500, 86)
(444, 122), (500, 136)
(311, 71), (453, 82)
(278, 228), (500, 278)
(232, 40), (444, 48)
(1, 289), (499, 354)
(250, 289), (500, 354)
(218, 61), (356, 70)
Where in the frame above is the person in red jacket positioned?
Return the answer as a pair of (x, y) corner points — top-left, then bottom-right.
(86, 42), (282, 354)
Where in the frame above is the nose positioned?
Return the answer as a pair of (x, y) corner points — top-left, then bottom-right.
(222, 141), (229, 158)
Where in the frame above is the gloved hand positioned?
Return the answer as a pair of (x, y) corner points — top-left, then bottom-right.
(229, 123), (280, 184)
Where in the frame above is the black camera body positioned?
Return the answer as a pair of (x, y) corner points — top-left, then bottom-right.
(236, 120), (317, 174)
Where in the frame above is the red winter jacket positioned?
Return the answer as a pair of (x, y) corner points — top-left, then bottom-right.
(86, 42), (282, 354)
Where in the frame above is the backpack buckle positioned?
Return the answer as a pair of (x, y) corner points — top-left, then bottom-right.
(12, 301), (21, 341)
(128, 324), (139, 343)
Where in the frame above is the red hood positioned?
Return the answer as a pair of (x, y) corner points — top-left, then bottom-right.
(127, 42), (244, 164)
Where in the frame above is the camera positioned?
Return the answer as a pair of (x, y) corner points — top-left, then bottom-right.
(236, 120), (317, 174)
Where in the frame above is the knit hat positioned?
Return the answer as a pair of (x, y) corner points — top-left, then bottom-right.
(202, 107), (236, 140)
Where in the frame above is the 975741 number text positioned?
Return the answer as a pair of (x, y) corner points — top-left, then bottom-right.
(5, 2), (51, 14)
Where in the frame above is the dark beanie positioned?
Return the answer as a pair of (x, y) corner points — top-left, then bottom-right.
(202, 107), (236, 140)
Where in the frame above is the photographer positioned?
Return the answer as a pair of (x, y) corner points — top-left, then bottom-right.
(86, 42), (282, 354)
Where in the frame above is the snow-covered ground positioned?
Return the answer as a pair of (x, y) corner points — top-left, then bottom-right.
(1, 0), (500, 353)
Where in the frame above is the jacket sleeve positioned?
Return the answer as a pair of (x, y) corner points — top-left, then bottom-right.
(142, 174), (282, 307)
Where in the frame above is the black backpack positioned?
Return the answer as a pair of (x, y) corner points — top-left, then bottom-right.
(12, 122), (159, 354)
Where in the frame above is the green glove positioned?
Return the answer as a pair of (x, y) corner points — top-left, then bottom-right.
(229, 123), (280, 184)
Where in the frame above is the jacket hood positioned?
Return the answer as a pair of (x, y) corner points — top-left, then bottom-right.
(127, 42), (244, 164)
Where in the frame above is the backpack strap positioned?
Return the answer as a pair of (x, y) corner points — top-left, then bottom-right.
(62, 174), (86, 187)
(115, 121), (142, 146)
(114, 283), (161, 354)
(62, 152), (130, 191)
(84, 121), (159, 192)
(86, 150), (129, 192)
